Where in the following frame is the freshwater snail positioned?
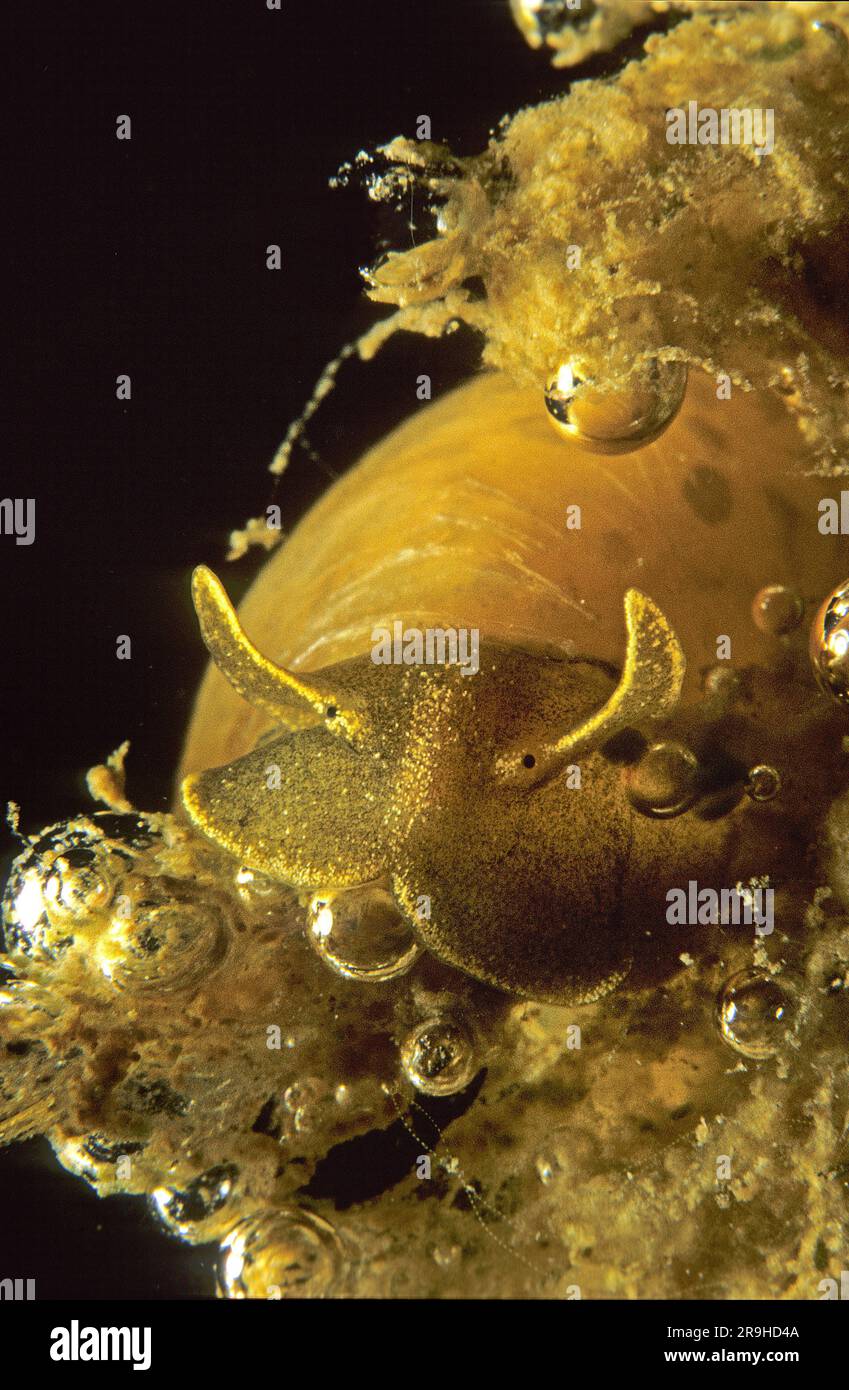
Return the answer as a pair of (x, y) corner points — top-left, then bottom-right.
(179, 361), (848, 1006)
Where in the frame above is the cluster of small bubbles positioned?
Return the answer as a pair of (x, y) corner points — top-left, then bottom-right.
(745, 764), (782, 803)
(152, 1164), (239, 1239)
(1, 813), (157, 962)
(810, 581), (849, 704)
(624, 741), (700, 818)
(400, 1014), (477, 1097)
(218, 1207), (344, 1300)
(431, 1243), (462, 1268)
(716, 968), (798, 1061)
(544, 359), (687, 455)
(306, 882), (420, 981)
(281, 1077), (328, 1136)
(751, 584), (804, 637)
(3, 834), (111, 960)
(96, 877), (231, 993)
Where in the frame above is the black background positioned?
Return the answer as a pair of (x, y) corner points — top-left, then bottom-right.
(0, 0), (668, 1299)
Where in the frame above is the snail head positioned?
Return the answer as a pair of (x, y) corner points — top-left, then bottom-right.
(181, 567), (685, 1001)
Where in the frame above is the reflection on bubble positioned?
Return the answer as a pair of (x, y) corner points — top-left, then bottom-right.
(625, 741), (700, 819)
(544, 360), (687, 454)
(307, 883), (420, 981)
(751, 584), (804, 637)
(810, 581), (849, 704)
(745, 765), (781, 802)
(400, 1014), (477, 1096)
(219, 1207), (344, 1299)
(717, 968), (798, 1061)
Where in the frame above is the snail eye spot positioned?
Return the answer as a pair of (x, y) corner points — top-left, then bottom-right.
(325, 705), (338, 720)
(522, 754), (536, 769)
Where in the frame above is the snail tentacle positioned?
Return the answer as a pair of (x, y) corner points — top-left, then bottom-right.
(497, 589), (685, 785)
(549, 589), (685, 763)
(191, 566), (371, 748)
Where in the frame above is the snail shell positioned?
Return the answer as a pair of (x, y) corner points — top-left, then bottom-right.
(179, 369), (847, 1002)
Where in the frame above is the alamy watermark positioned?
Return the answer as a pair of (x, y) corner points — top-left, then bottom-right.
(50, 1320), (151, 1371)
(666, 880), (774, 936)
(0, 497), (35, 545)
(0, 1276), (35, 1299)
(371, 621), (479, 677)
(666, 102), (775, 157)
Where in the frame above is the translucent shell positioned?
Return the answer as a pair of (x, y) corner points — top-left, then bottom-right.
(181, 371), (845, 778)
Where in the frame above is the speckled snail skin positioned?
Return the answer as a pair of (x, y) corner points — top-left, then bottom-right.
(4, 0), (849, 1300)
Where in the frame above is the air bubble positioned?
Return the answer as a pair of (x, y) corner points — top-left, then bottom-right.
(153, 1164), (239, 1239)
(544, 360), (687, 454)
(282, 1077), (330, 1136)
(218, 1207), (344, 1299)
(2, 828), (115, 960)
(234, 864), (284, 908)
(745, 765), (781, 802)
(511, 0), (597, 46)
(717, 968), (798, 1061)
(702, 665), (742, 709)
(400, 1015), (477, 1096)
(307, 883), (420, 981)
(625, 741), (700, 818)
(96, 878), (231, 993)
(751, 584), (804, 637)
(810, 581), (849, 704)
(1, 815), (159, 962)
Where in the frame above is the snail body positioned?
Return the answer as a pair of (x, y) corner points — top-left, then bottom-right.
(180, 369), (848, 1003)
